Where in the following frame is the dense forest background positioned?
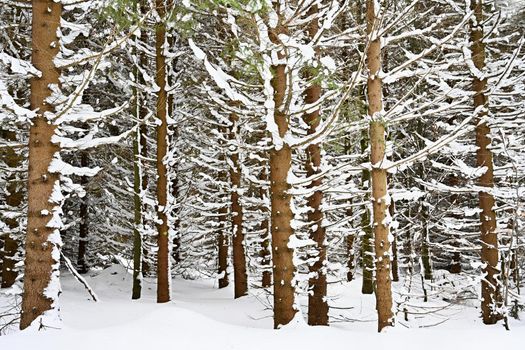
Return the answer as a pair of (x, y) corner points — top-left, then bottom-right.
(1, 0), (525, 340)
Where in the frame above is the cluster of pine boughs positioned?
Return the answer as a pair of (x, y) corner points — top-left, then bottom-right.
(0, 0), (524, 333)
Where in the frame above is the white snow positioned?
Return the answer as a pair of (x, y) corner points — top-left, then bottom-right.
(1, 266), (523, 349)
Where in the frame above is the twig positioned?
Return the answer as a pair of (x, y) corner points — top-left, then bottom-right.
(60, 252), (99, 302)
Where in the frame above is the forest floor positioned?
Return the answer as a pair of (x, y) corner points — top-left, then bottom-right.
(1, 264), (524, 349)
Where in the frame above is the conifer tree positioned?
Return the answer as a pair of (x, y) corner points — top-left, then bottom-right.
(20, 0), (62, 330)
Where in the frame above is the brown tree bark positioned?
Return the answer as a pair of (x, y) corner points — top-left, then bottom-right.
(217, 125), (229, 289)
(346, 204), (355, 282)
(20, 0), (62, 330)
(155, 0), (170, 303)
(446, 175), (462, 274)
(217, 201), (229, 289)
(0, 130), (23, 288)
(303, 4), (328, 326)
(77, 152), (89, 274)
(366, 0), (393, 332)
(171, 170), (181, 265)
(259, 163), (272, 288)
(138, 4), (151, 279)
(132, 0), (150, 297)
(132, 119), (143, 298)
(470, 0), (500, 325)
(167, 32), (181, 266)
(268, 16), (296, 328)
(228, 112), (248, 298)
(390, 201), (399, 282)
(361, 131), (374, 294)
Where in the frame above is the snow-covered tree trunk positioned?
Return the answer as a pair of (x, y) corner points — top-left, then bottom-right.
(217, 208), (229, 288)
(303, 3), (328, 327)
(470, 0), (501, 325)
(218, 123), (229, 289)
(366, 0), (393, 332)
(361, 130), (374, 294)
(228, 112), (248, 298)
(268, 14), (296, 329)
(76, 152), (89, 274)
(259, 168), (272, 288)
(132, 0), (149, 300)
(155, 0), (171, 303)
(20, 0), (62, 330)
(0, 129), (22, 288)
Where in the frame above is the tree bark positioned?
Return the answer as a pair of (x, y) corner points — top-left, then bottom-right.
(131, 1), (148, 297)
(138, 5), (151, 278)
(303, 4), (328, 326)
(155, 0), (170, 303)
(390, 201), (399, 282)
(1, 130), (23, 288)
(259, 164), (272, 288)
(268, 18), (296, 329)
(76, 152), (89, 274)
(361, 131), (374, 294)
(228, 112), (248, 298)
(132, 116), (143, 298)
(167, 33), (181, 266)
(470, 0), (500, 325)
(421, 205), (433, 280)
(366, 0), (393, 332)
(217, 125), (229, 289)
(346, 205), (355, 282)
(20, 0), (62, 330)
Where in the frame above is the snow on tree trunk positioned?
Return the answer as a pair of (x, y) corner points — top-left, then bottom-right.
(470, 0), (501, 325)
(1, 129), (22, 288)
(303, 4), (328, 327)
(155, 0), (171, 304)
(76, 152), (89, 275)
(361, 131), (374, 295)
(20, 0), (62, 330)
(259, 163), (272, 288)
(228, 112), (248, 298)
(268, 20), (296, 329)
(366, 0), (393, 332)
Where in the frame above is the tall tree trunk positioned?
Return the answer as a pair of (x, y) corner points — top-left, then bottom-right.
(20, 0), (62, 330)
(346, 203), (355, 282)
(217, 203), (229, 289)
(446, 175), (462, 273)
(470, 0), (500, 325)
(344, 118), (355, 285)
(77, 152), (89, 274)
(303, 4), (328, 326)
(1, 130), (23, 288)
(258, 163), (272, 288)
(420, 202), (433, 280)
(132, 0), (150, 295)
(417, 120), (432, 280)
(171, 169), (181, 264)
(366, 0), (393, 332)
(167, 34), (181, 266)
(155, 0), (170, 303)
(268, 18), (296, 329)
(361, 131), (374, 294)
(139, 19), (151, 280)
(217, 125), (229, 289)
(344, 121), (355, 283)
(132, 116), (143, 298)
(131, 3), (148, 296)
(228, 113), (248, 298)
(390, 201), (399, 282)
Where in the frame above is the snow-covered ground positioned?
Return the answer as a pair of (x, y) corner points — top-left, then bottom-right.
(1, 265), (524, 349)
